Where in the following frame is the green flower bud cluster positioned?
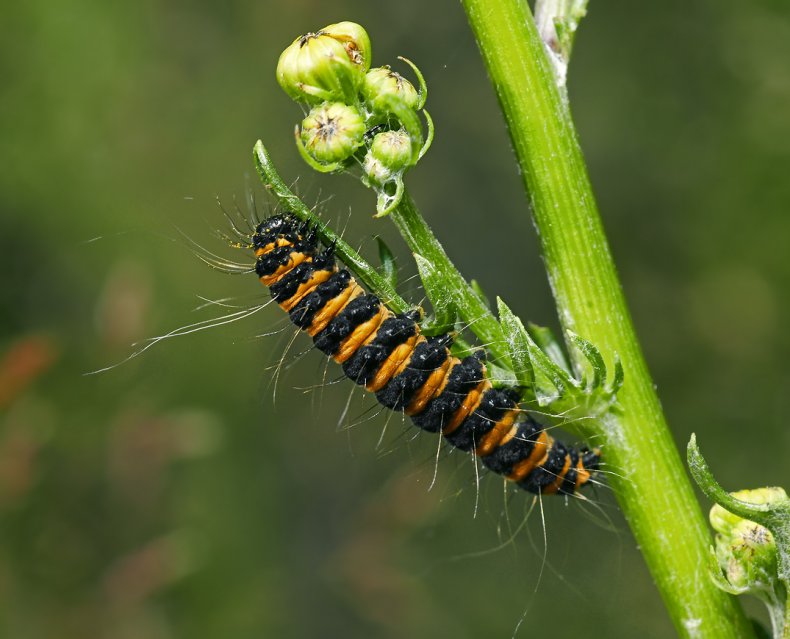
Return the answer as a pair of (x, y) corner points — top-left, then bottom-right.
(276, 22), (433, 216)
(709, 487), (788, 636)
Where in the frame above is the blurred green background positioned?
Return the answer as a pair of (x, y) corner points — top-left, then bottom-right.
(2, 0), (789, 637)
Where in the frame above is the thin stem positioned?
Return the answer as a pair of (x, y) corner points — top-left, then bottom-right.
(254, 140), (506, 362)
(391, 189), (510, 366)
(460, 0), (753, 636)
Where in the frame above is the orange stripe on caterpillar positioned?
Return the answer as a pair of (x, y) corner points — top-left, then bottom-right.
(253, 214), (600, 495)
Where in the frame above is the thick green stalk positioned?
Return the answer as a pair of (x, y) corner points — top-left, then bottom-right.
(460, 0), (753, 636)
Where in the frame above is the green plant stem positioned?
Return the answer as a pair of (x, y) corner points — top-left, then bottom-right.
(785, 596), (790, 639)
(391, 189), (510, 365)
(460, 0), (753, 636)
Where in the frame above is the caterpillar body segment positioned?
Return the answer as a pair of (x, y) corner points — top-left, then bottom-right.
(253, 214), (600, 496)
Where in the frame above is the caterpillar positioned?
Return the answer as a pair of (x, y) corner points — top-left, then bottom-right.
(253, 214), (600, 495)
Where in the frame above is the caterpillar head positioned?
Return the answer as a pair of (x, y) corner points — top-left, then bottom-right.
(254, 215), (290, 244)
(252, 215), (307, 252)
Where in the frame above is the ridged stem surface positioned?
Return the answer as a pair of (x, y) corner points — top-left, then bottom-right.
(460, 0), (753, 635)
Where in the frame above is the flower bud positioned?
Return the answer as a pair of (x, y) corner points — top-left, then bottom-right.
(321, 22), (371, 72)
(362, 154), (392, 188)
(370, 130), (412, 171)
(362, 130), (412, 187)
(362, 66), (419, 114)
(715, 519), (777, 594)
(709, 488), (785, 597)
(276, 22), (371, 104)
(300, 102), (365, 164)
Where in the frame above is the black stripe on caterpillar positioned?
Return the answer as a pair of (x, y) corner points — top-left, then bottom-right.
(253, 214), (600, 495)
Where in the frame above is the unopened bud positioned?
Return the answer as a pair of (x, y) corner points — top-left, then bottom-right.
(362, 130), (411, 187)
(276, 22), (371, 104)
(300, 102), (365, 164)
(709, 487), (785, 597)
(362, 154), (392, 188)
(321, 22), (371, 72)
(715, 519), (777, 592)
(370, 130), (412, 171)
(362, 66), (419, 114)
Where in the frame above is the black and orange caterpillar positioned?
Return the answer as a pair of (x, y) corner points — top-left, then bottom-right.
(253, 214), (600, 495)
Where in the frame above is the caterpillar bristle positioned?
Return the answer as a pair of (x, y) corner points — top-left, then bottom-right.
(251, 213), (600, 496)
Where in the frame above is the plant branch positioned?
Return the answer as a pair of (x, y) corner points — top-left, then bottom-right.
(390, 189), (511, 366)
(460, 0), (753, 635)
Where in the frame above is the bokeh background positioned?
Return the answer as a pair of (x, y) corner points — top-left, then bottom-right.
(2, 0), (790, 637)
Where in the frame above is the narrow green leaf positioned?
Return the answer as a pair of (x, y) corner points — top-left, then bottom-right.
(471, 279), (491, 309)
(450, 335), (475, 359)
(414, 253), (457, 333)
(611, 355), (625, 393)
(707, 546), (745, 595)
(376, 237), (398, 289)
(496, 297), (534, 389)
(520, 320), (577, 403)
(397, 55), (428, 110)
(527, 322), (572, 375)
(418, 109), (434, 159)
(380, 95), (423, 165)
(567, 330), (605, 390)
(687, 435), (773, 525)
(389, 190), (509, 366)
(486, 359), (518, 388)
